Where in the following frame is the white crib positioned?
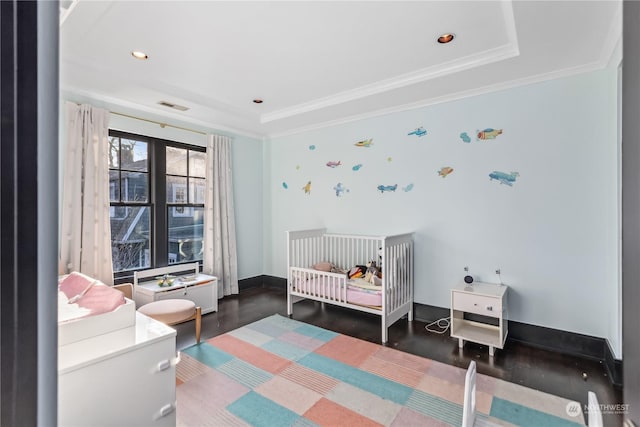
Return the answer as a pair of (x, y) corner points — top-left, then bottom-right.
(287, 228), (414, 343)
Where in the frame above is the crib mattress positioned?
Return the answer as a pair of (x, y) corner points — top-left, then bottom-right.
(293, 278), (382, 308)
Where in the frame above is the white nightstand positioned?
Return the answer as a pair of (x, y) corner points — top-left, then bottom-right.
(450, 282), (508, 356)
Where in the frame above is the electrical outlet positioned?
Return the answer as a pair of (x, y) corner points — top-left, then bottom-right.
(495, 268), (501, 275)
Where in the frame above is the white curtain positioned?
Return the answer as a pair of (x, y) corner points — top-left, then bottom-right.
(203, 134), (238, 297)
(59, 102), (113, 285)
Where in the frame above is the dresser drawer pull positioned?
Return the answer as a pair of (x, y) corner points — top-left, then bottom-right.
(159, 403), (175, 418)
(157, 359), (171, 372)
(156, 353), (182, 372)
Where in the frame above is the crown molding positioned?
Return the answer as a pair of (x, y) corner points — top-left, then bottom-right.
(261, 1), (519, 125)
(59, 0), (80, 27)
(601, 2), (623, 69)
(261, 44), (519, 124)
(266, 60), (610, 140)
(61, 87), (264, 140)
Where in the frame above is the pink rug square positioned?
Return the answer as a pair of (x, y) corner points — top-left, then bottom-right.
(255, 375), (322, 415)
(209, 334), (292, 374)
(304, 397), (384, 427)
(315, 334), (380, 367)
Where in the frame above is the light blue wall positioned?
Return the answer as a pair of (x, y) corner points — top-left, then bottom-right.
(266, 68), (620, 355)
(231, 134), (264, 279)
(59, 67), (621, 355)
(59, 96), (264, 280)
(262, 140), (273, 276)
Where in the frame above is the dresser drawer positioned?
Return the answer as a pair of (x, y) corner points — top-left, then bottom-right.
(452, 291), (501, 318)
(59, 333), (176, 426)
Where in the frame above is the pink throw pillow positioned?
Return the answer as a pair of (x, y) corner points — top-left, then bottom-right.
(59, 272), (125, 316)
(312, 262), (332, 272)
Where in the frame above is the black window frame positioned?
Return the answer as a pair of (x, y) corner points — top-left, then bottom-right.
(109, 130), (205, 283)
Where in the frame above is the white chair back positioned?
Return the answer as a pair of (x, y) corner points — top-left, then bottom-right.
(588, 391), (603, 427)
(462, 360), (477, 427)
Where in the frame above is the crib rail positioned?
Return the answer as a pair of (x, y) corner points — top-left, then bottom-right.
(287, 229), (325, 273)
(289, 267), (348, 304)
(323, 234), (381, 270)
(288, 267), (383, 316)
(382, 237), (413, 316)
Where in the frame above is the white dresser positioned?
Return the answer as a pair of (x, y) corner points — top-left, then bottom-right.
(134, 273), (218, 314)
(58, 313), (177, 427)
(450, 282), (508, 356)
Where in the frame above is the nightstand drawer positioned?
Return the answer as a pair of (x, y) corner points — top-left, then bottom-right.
(453, 292), (501, 317)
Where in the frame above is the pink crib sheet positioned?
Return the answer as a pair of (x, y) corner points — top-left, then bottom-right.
(294, 277), (382, 308)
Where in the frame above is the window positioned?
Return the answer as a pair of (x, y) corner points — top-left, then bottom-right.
(108, 130), (205, 279)
(165, 145), (206, 266)
(108, 135), (151, 273)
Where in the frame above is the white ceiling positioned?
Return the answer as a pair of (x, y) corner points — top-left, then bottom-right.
(60, 1), (622, 138)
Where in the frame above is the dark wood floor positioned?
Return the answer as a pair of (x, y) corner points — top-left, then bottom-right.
(173, 285), (623, 426)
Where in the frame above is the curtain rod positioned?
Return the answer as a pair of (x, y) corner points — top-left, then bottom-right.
(110, 111), (207, 136)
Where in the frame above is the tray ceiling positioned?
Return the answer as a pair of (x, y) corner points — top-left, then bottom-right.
(60, 1), (621, 138)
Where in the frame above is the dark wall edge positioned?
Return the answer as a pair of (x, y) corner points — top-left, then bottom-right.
(240, 276), (622, 387)
(413, 301), (622, 387)
(239, 275), (287, 291)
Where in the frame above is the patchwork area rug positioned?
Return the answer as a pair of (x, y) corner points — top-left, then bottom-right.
(176, 314), (585, 426)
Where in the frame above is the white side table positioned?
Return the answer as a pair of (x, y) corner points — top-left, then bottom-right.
(450, 281), (508, 356)
(134, 273), (218, 314)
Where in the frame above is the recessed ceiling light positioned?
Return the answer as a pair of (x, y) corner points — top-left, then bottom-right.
(131, 51), (149, 60)
(437, 33), (455, 44)
(253, 99), (263, 104)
